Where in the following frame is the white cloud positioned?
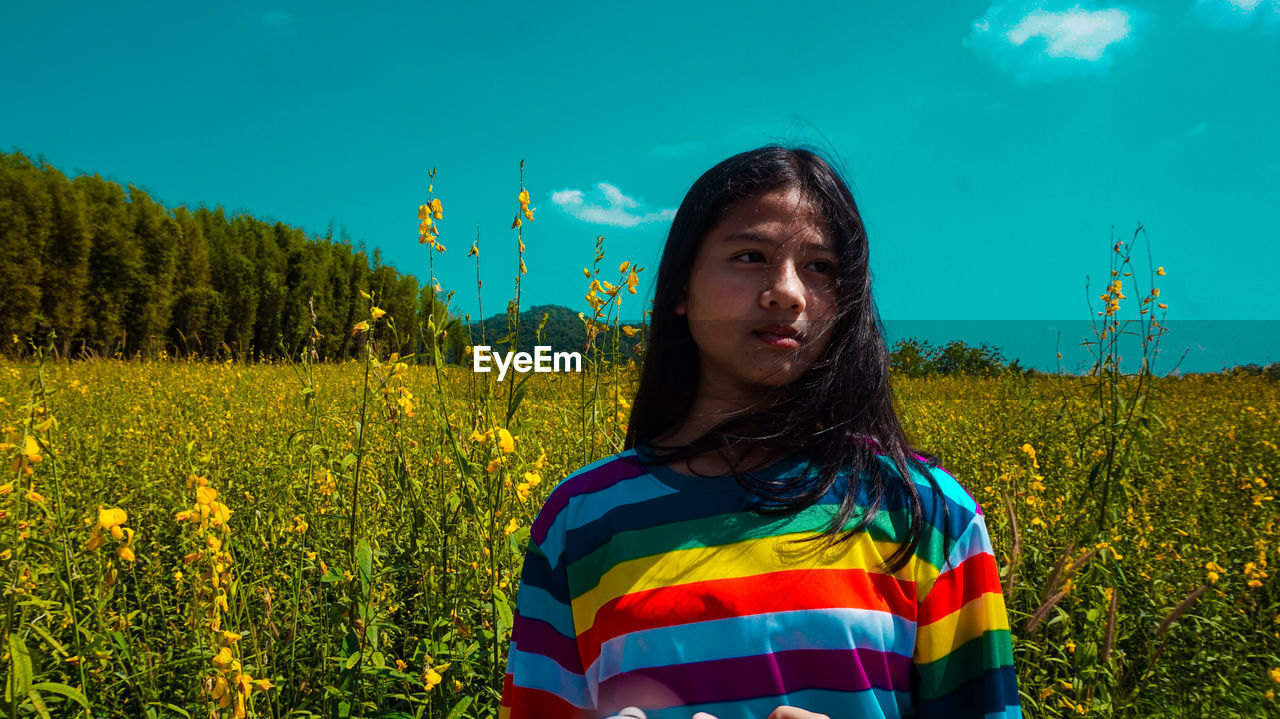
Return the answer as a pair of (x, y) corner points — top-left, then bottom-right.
(551, 183), (676, 228)
(965, 2), (1137, 81)
(1193, 0), (1280, 29)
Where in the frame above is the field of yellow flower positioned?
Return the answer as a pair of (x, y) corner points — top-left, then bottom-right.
(1, 355), (1277, 718)
(2, 182), (1277, 717)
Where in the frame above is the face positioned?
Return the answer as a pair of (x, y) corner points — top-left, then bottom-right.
(674, 187), (841, 404)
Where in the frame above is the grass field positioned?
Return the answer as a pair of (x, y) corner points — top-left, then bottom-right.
(2, 353), (1277, 718)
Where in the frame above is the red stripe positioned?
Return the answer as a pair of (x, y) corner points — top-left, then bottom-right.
(501, 674), (595, 719)
(578, 567), (916, 667)
(917, 552), (1002, 625)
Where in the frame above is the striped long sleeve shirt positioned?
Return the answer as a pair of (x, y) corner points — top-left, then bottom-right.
(499, 444), (1021, 719)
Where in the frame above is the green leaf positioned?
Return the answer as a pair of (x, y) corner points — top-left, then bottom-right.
(494, 587), (514, 635)
(145, 701), (192, 718)
(33, 683), (91, 712)
(445, 696), (474, 719)
(8, 634), (33, 699)
(25, 688), (50, 719)
(27, 623), (68, 658)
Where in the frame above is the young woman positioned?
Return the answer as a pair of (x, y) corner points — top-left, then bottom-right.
(499, 147), (1021, 719)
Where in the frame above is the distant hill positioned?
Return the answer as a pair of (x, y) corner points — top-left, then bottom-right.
(447, 304), (645, 363)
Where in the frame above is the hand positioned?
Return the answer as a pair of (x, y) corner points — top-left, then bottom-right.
(693, 708), (830, 719)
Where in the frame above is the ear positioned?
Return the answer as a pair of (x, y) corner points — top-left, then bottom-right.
(674, 286), (687, 316)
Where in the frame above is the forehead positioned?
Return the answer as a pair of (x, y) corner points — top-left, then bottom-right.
(708, 188), (832, 247)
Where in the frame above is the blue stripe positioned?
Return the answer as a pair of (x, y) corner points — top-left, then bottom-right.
(587, 608), (916, 684)
(504, 646), (594, 709)
(640, 686), (911, 719)
(558, 455), (977, 573)
(512, 583), (576, 638)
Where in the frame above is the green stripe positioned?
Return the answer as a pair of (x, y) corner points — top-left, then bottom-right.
(567, 503), (954, 598)
(913, 629), (1015, 700)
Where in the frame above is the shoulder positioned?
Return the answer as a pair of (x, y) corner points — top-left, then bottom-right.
(869, 453), (983, 542)
(529, 448), (654, 548)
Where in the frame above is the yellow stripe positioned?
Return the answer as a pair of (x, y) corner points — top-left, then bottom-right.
(571, 530), (937, 634)
(914, 591), (1009, 663)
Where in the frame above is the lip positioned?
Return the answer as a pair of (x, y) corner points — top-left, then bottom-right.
(753, 323), (803, 349)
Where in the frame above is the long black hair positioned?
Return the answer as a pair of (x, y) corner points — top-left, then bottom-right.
(623, 145), (948, 574)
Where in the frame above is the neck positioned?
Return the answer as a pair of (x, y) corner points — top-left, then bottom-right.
(649, 387), (789, 476)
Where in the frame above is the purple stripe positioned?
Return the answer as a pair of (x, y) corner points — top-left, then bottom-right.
(597, 647), (911, 710)
(511, 613), (582, 673)
(531, 455), (649, 546)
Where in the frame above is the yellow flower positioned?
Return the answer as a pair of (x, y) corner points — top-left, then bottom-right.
(21, 436), (42, 463)
(118, 546), (136, 562)
(518, 189), (530, 205)
(520, 259), (527, 275)
(211, 647), (234, 670)
(497, 427), (515, 454)
(371, 307), (387, 320)
(619, 261), (630, 273)
(523, 471), (541, 486)
(584, 267), (591, 278)
(1157, 266), (1166, 275)
(1208, 571), (1220, 583)
(504, 518), (520, 535)
(469, 244), (478, 257)
(1157, 303), (1167, 309)
(424, 668), (443, 690)
(352, 320), (370, 335)
(26, 491), (46, 504)
(622, 325), (638, 337)
(522, 206), (535, 221)
(99, 506), (128, 529)
(197, 487), (218, 506)
(418, 204), (429, 219)
(512, 215), (522, 229)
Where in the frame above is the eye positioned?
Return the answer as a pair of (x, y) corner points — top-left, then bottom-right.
(732, 250), (767, 263)
(807, 260), (837, 275)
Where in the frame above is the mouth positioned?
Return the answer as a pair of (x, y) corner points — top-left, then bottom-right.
(753, 324), (803, 349)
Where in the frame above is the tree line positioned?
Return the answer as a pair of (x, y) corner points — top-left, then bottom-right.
(0, 150), (455, 361)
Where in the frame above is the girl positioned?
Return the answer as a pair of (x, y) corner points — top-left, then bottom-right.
(499, 147), (1021, 719)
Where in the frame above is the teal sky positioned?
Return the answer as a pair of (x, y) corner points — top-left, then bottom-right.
(3, 1), (1277, 370)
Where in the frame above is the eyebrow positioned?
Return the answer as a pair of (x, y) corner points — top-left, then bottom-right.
(720, 231), (835, 253)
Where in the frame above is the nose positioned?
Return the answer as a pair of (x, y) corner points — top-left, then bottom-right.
(760, 259), (806, 310)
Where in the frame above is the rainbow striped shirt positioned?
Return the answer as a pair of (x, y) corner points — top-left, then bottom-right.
(500, 444), (1020, 719)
